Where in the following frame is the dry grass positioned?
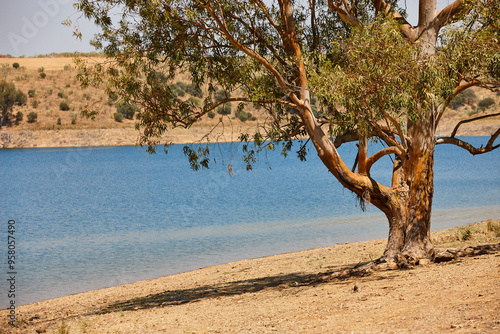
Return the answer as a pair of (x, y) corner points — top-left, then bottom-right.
(0, 57), (265, 135)
(1, 56), (499, 149)
(431, 219), (500, 248)
(0, 57), (122, 130)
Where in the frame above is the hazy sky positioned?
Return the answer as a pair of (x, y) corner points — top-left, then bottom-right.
(0, 0), (452, 57)
(0, 0), (100, 56)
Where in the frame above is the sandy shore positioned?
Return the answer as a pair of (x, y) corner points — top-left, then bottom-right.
(1, 220), (499, 333)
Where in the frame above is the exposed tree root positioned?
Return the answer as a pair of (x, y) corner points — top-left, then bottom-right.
(305, 243), (500, 284)
(433, 243), (500, 262)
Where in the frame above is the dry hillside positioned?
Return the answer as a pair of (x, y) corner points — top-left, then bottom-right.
(0, 56), (499, 148)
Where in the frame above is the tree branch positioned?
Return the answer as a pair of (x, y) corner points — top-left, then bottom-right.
(334, 131), (360, 148)
(327, 0), (360, 27)
(370, 119), (406, 153)
(449, 112), (500, 138)
(436, 128), (500, 155)
(225, 12), (288, 68)
(382, 111), (408, 150)
(371, 0), (417, 41)
(436, 0), (465, 29)
(250, 0), (288, 44)
(365, 146), (404, 174)
(437, 78), (498, 127)
(201, 2), (298, 105)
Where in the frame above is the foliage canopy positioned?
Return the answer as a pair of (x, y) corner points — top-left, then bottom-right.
(74, 0), (499, 157)
(74, 0), (500, 262)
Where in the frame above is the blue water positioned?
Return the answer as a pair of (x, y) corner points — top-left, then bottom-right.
(0, 137), (499, 308)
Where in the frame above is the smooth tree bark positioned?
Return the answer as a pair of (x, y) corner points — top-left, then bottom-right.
(74, 0), (500, 266)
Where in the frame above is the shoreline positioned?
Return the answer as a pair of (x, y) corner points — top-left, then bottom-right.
(1, 118), (499, 149)
(2, 220), (499, 333)
(3, 205), (497, 311)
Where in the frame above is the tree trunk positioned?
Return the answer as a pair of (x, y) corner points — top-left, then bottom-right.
(380, 0), (439, 265)
(382, 116), (436, 265)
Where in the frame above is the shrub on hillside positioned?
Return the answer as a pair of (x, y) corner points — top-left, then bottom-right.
(39, 72), (46, 79)
(59, 101), (70, 111)
(187, 97), (201, 106)
(235, 109), (248, 121)
(214, 89), (230, 102)
(12, 62), (19, 69)
(57, 118), (61, 125)
(174, 81), (188, 90)
(186, 84), (203, 98)
(478, 97), (495, 109)
(207, 110), (215, 119)
(115, 102), (138, 119)
(114, 112), (124, 122)
(451, 89), (477, 109)
(27, 112), (37, 123)
(0, 81), (26, 127)
(15, 90), (27, 106)
(216, 103), (231, 115)
(107, 91), (118, 105)
(70, 111), (77, 124)
(170, 82), (187, 97)
(31, 100), (40, 108)
(28, 89), (36, 98)
(15, 112), (23, 125)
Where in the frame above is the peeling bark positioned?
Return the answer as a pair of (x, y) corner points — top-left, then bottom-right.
(379, 117), (436, 265)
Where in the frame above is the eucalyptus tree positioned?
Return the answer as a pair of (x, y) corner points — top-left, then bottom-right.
(73, 0), (500, 266)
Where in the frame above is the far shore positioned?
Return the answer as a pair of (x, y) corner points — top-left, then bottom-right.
(2, 55), (499, 150)
(1, 220), (499, 333)
(0, 124), (249, 149)
(1, 117), (500, 149)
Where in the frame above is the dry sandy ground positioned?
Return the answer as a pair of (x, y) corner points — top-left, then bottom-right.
(1, 220), (499, 334)
(0, 57), (79, 71)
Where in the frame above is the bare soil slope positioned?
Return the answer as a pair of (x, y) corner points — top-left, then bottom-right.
(1, 57), (500, 149)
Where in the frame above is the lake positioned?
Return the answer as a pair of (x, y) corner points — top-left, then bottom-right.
(1, 137), (499, 308)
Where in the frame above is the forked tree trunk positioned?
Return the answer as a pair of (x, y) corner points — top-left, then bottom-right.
(288, 0), (444, 266)
(382, 116), (436, 265)
(306, 111), (438, 265)
(379, 0), (439, 265)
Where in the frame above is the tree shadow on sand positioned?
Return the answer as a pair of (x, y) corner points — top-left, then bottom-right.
(92, 243), (500, 316)
(92, 260), (398, 316)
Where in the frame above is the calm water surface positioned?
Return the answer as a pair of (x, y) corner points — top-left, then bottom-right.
(0, 137), (499, 307)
